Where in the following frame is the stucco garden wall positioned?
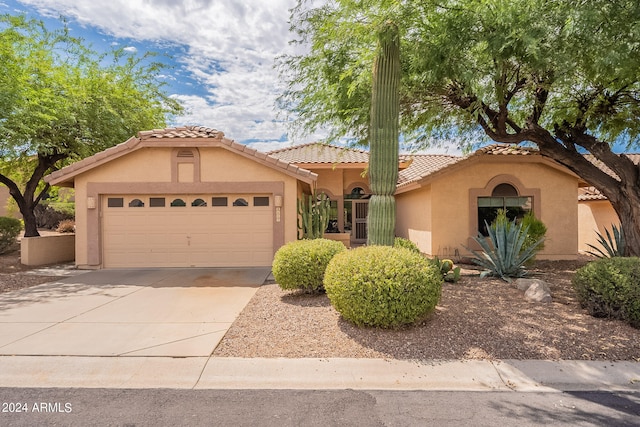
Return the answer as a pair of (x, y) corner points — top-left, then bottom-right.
(21, 234), (75, 266)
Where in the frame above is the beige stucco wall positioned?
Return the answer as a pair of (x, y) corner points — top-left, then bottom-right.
(21, 234), (75, 266)
(396, 157), (579, 260)
(71, 146), (300, 267)
(396, 185), (432, 254)
(578, 200), (619, 253)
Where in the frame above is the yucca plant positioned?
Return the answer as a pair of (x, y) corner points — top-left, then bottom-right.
(586, 224), (626, 258)
(467, 218), (545, 281)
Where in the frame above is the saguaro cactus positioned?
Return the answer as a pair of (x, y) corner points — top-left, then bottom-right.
(367, 21), (400, 246)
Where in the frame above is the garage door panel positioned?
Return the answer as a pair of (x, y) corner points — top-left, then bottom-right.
(103, 194), (274, 268)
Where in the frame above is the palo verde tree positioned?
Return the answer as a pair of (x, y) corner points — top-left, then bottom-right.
(0, 14), (181, 237)
(367, 21), (400, 246)
(279, 0), (640, 255)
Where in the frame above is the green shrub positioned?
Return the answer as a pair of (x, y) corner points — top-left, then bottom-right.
(0, 216), (22, 254)
(521, 212), (547, 253)
(324, 246), (443, 328)
(394, 237), (420, 253)
(572, 257), (640, 328)
(272, 238), (346, 293)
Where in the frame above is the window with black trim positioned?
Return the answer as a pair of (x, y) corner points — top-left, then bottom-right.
(129, 199), (144, 208)
(253, 196), (269, 207)
(107, 197), (124, 208)
(192, 198), (207, 207)
(150, 197), (165, 207)
(171, 198), (186, 207)
(233, 198), (248, 207)
(212, 197), (228, 207)
(478, 183), (531, 235)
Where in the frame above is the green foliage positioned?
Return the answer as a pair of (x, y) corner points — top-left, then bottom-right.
(0, 216), (22, 254)
(393, 237), (420, 253)
(572, 257), (640, 328)
(297, 191), (331, 239)
(272, 238), (346, 293)
(521, 212), (547, 253)
(0, 14), (181, 236)
(367, 21), (400, 247)
(432, 257), (461, 283)
(324, 246), (443, 327)
(281, 0), (640, 256)
(467, 218), (544, 281)
(586, 224), (626, 258)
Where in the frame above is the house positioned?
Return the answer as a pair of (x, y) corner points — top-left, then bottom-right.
(44, 126), (623, 269)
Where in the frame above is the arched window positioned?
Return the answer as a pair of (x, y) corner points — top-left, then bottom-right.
(478, 183), (532, 235)
(129, 199), (144, 208)
(233, 198), (248, 207)
(170, 198), (186, 207)
(191, 198), (207, 207)
(346, 187), (366, 199)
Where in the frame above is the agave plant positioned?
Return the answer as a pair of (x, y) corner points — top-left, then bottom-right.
(586, 224), (626, 258)
(467, 218), (545, 281)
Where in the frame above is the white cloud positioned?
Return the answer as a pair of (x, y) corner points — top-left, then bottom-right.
(122, 46), (137, 53)
(18, 0), (309, 146)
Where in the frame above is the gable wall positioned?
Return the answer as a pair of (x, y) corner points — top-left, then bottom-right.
(431, 159), (578, 259)
(397, 157), (579, 260)
(72, 146), (299, 267)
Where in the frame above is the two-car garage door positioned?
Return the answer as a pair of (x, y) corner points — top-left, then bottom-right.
(102, 194), (273, 268)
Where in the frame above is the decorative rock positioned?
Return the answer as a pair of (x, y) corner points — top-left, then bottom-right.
(514, 278), (535, 291)
(513, 278), (552, 303)
(524, 281), (553, 303)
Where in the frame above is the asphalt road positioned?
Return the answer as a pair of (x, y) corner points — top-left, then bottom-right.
(1, 388), (639, 426)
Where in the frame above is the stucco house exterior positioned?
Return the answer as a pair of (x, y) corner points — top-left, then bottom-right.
(44, 126), (625, 269)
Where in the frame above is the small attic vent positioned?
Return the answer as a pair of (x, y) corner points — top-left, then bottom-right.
(177, 149), (194, 158)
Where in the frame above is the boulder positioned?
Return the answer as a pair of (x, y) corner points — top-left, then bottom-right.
(514, 278), (553, 303)
(524, 281), (552, 303)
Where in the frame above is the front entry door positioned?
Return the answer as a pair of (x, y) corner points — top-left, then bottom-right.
(352, 200), (368, 245)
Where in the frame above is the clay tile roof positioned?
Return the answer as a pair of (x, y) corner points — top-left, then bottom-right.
(138, 126), (225, 140)
(578, 186), (608, 201)
(397, 154), (461, 186)
(45, 126), (316, 185)
(472, 143), (539, 156)
(268, 142), (369, 164)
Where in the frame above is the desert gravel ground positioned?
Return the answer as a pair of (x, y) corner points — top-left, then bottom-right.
(214, 258), (640, 361)
(2, 248), (639, 361)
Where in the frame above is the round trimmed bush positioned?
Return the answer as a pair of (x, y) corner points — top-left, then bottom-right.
(324, 246), (443, 327)
(572, 257), (640, 328)
(272, 238), (346, 293)
(0, 216), (22, 254)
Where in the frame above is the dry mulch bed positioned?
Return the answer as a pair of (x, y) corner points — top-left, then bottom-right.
(214, 258), (640, 361)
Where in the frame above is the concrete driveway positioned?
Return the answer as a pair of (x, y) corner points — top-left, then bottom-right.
(0, 268), (268, 357)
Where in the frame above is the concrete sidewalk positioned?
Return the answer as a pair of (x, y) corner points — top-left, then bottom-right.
(0, 356), (638, 391)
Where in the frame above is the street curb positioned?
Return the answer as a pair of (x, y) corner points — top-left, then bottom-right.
(1, 356), (638, 391)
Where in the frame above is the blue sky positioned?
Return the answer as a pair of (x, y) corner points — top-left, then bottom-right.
(1, 0), (320, 152)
